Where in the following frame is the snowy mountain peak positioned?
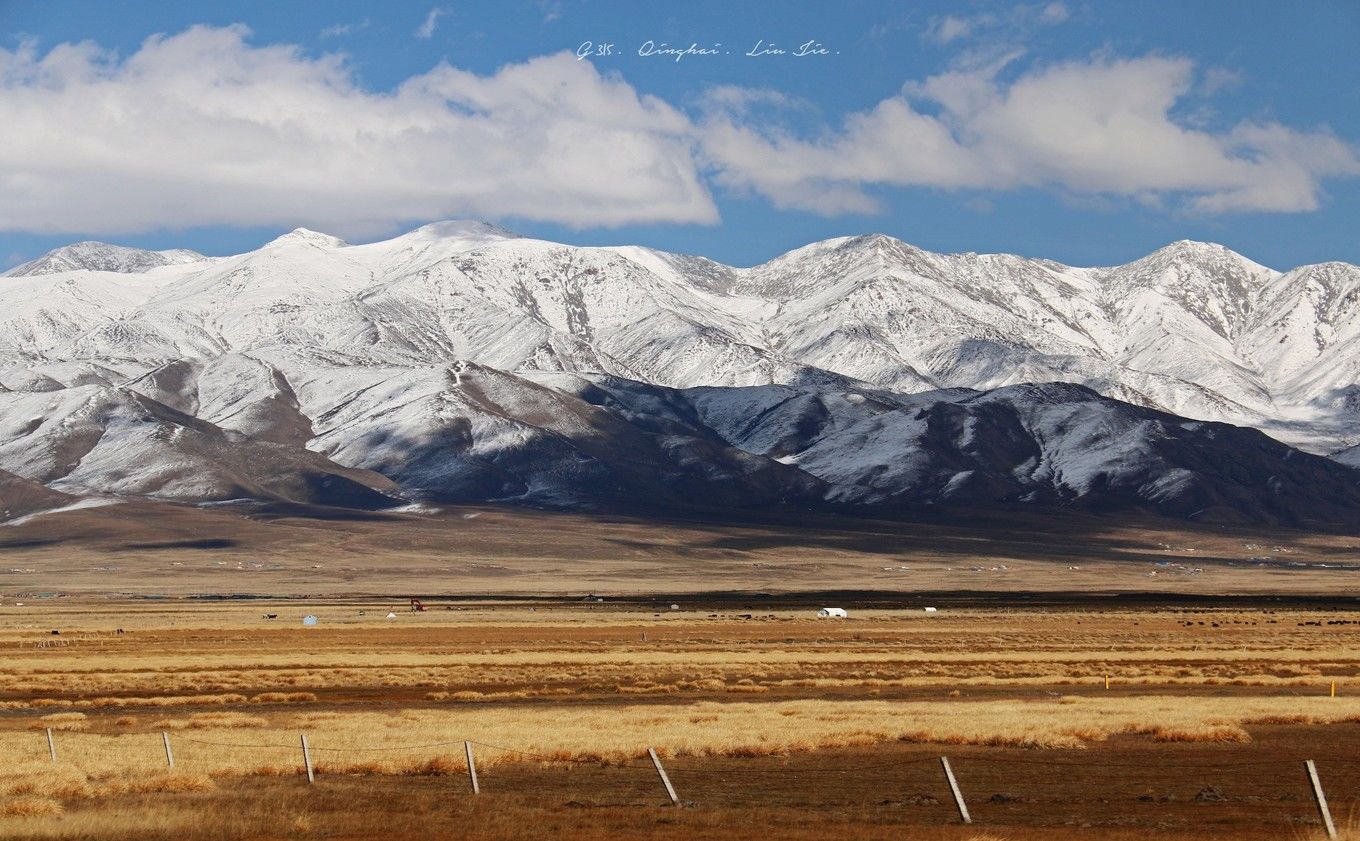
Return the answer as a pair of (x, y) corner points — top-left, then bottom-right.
(264, 228), (350, 249)
(1100, 238), (1279, 342)
(410, 219), (518, 241)
(1107, 240), (1266, 280)
(813, 232), (918, 258)
(849, 232), (904, 249)
(5, 241), (208, 277)
(1165, 238), (1237, 254)
(1146, 240), (1273, 272)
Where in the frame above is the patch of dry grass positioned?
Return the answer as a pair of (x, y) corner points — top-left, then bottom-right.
(3, 694), (252, 712)
(30, 713), (88, 732)
(0, 795), (63, 817)
(1147, 724), (1252, 743)
(153, 713), (269, 730)
(247, 692), (317, 704)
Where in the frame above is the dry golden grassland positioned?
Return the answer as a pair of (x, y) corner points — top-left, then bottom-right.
(2, 602), (1359, 839)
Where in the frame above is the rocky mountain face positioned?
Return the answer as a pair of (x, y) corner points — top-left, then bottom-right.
(0, 222), (1356, 525)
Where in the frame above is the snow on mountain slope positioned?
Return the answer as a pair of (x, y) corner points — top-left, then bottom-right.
(1243, 262), (1360, 420)
(1096, 241), (1278, 412)
(245, 357), (825, 508)
(0, 268), (182, 362)
(1100, 241), (1274, 341)
(681, 379), (1360, 525)
(126, 354), (315, 446)
(5, 241), (208, 277)
(0, 385), (396, 507)
(723, 234), (1311, 437)
(403, 238), (812, 386)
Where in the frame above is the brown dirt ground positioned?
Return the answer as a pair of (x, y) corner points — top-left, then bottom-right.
(5, 732), (1359, 840)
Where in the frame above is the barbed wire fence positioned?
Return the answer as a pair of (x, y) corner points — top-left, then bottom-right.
(14, 726), (1358, 838)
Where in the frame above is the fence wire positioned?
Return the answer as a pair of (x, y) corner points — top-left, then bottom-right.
(23, 728), (1360, 771)
(11, 725), (1357, 833)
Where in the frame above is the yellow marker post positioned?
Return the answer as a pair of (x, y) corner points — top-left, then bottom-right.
(1331, 680), (1336, 698)
(1105, 674), (1110, 690)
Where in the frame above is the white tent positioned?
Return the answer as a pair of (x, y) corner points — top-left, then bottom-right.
(816, 607), (848, 618)
(302, 615), (318, 626)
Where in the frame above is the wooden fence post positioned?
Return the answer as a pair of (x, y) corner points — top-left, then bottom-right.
(300, 733), (315, 784)
(45, 728), (56, 762)
(1305, 760), (1337, 839)
(162, 731), (175, 769)
(464, 741), (480, 794)
(647, 748), (679, 805)
(940, 756), (971, 824)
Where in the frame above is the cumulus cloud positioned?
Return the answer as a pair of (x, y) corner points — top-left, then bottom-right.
(0, 25), (1353, 238)
(702, 54), (1360, 215)
(0, 25), (717, 235)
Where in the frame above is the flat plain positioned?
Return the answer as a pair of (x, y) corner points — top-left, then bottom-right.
(2, 501), (1360, 598)
(2, 598), (1360, 840)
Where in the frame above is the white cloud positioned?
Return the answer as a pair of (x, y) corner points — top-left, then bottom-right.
(0, 26), (717, 236)
(415, 8), (445, 39)
(0, 26), (1352, 238)
(701, 55), (1360, 215)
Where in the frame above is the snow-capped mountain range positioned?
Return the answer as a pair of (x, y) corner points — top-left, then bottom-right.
(1, 222), (1357, 524)
(5, 241), (209, 277)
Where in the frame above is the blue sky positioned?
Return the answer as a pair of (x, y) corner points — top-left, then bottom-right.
(0, 0), (1357, 270)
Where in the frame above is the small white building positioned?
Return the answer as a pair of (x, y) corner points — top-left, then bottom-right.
(816, 607), (848, 618)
